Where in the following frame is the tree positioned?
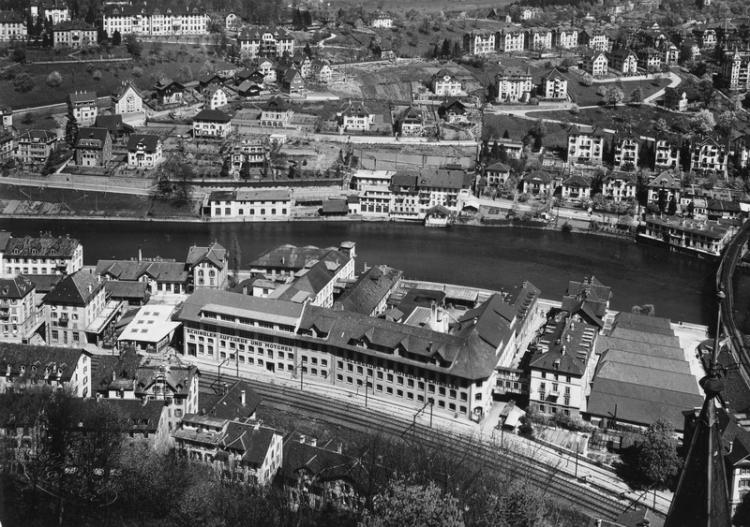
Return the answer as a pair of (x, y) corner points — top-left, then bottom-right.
(630, 87), (643, 104)
(581, 73), (593, 87)
(12, 71), (34, 92)
(603, 86), (625, 108)
(689, 109), (716, 134)
(655, 117), (669, 136)
(112, 29), (121, 46)
(46, 70), (62, 87)
(632, 419), (681, 489)
(125, 33), (142, 57)
(440, 38), (451, 58)
(12, 42), (26, 63)
(360, 477), (465, 527)
(452, 41), (462, 58)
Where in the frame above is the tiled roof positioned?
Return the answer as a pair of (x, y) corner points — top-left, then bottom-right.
(249, 244), (348, 272)
(4, 234), (79, 259)
(221, 421), (276, 467)
(203, 380), (261, 420)
(0, 275), (34, 299)
(96, 258), (188, 283)
(193, 109), (231, 123)
(69, 90), (96, 104)
(75, 127), (110, 149)
(281, 436), (367, 493)
(0, 392), (46, 427)
(94, 114), (125, 134)
(334, 265), (403, 315)
(178, 289), (305, 328)
(25, 273), (63, 294)
(17, 130), (57, 143)
(104, 280), (149, 301)
(92, 348), (140, 392)
(44, 270), (103, 307)
(186, 242), (227, 270)
(135, 359), (197, 396)
(0, 344), (86, 383)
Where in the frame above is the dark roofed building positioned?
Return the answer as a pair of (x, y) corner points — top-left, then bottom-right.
(104, 280), (150, 305)
(249, 243), (354, 279)
(334, 265), (403, 316)
(96, 257), (189, 295)
(0, 343), (91, 397)
(74, 127), (112, 167)
(94, 114), (132, 137)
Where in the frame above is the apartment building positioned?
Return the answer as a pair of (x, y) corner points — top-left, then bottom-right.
(541, 69), (568, 100)
(206, 190), (291, 221)
(497, 28), (525, 52)
(463, 30), (495, 55)
(52, 20), (96, 48)
(16, 130), (57, 165)
(238, 27), (295, 58)
(614, 136), (639, 168)
(0, 276), (42, 343)
(102, 4), (209, 37)
(113, 82), (144, 114)
(720, 49), (750, 92)
(655, 139), (681, 169)
(0, 344), (92, 397)
(554, 28), (578, 49)
(74, 127), (112, 167)
(127, 134), (163, 168)
(1, 233), (83, 275)
(496, 68), (533, 103)
(582, 51), (608, 76)
(68, 91), (98, 126)
(691, 137), (728, 177)
(389, 168), (473, 220)
(192, 109), (232, 138)
(567, 133), (604, 165)
(432, 70), (464, 97)
(0, 11), (26, 41)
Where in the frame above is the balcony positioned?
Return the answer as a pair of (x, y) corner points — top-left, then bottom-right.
(58, 315), (69, 327)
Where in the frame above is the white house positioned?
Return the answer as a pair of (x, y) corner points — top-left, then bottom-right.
(541, 69), (568, 100)
(432, 70), (464, 97)
(192, 109), (232, 138)
(496, 68), (533, 103)
(205, 87), (228, 110)
(127, 134), (163, 168)
(69, 91), (98, 126)
(567, 133), (604, 165)
(207, 189), (292, 221)
(113, 82), (144, 114)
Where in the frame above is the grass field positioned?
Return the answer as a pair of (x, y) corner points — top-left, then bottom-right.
(329, 0), (513, 14)
(528, 105), (687, 137)
(557, 70), (672, 106)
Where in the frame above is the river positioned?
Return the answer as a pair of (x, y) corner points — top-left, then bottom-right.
(0, 219), (718, 325)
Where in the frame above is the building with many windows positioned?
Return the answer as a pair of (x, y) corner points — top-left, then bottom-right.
(720, 49), (750, 92)
(463, 30), (495, 55)
(44, 270), (121, 349)
(113, 82), (144, 115)
(654, 138), (680, 169)
(16, 130), (57, 166)
(192, 109), (232, 138)
(1, 233), (83, 276)
(614, 135), (639, 169)
(554, 27), (578, 49)
(0, 344), (92, 397)
(389, 168), (473, 220)
(602, 171), (637, 202)
(431, 70), (464, 97)
(525, 28), (553, 50)
(582, 51), (608, 76)
(176, 280), (537, 421)
(102, 4), (209, 37)
(495, 68), (533, 103)
(691, 137), (728, 177)
(52, 20), (97, 48)
(540, 69), (568, 100)
(567, 133), (604, 165)
(0, 276), (42, 343)
(238, 27), (295, 59)
(0, 11), (26, 41)
(206, 190), (292, 221)
(74, 127), (112, 167)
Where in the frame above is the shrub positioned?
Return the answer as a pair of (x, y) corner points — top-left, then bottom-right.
(569, 103), (580, 114)
(86, 63), (95, 73)
(131, 66), (144, 77)
(22, 112), (33, 124)
(561, 221), (573, 233)
(92, 70), (102, 80)
(12, 72), (34, 92)
(46, 70), (62, 87)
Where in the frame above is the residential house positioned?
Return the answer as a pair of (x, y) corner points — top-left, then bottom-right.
(560, 175), (592, 202)
(153, 79), (185, 106)
(133, 357), (199, 431)
(637, 47), (662, 72)
(526, 28), (553, 51)
(0, 11), (27, 41)
(174, 417), (283, 485)
(312, 60), (332, 84)
(647, 170), (682, 204)
(720, 49), (750, 92)
(0, 132), (11, 162)
(281, 67), (305, 94)
(1, 105), (11, 129)
(282, 435), (365, 511)
(74, 127), (112, 167)
(396, 106), (424, 137)
(126, 134), (163, 168)
(237, 27), (295, 59)
(496, 68), (533, 103)
(258, 59), (278, 83)
(567, 133), (604, 165)
(371, 12), (392, 28)
(44, 269), (121, 349)
(602, 171), (637, 202)
(192, 109), (232, 138)
(432, 70), (464, 97)
(609, 47), (638, 75)
(463, 30), (495, 55)
(204, 87), (228, 110)
(540, 69), (568, 100)
(333, 265), (402, 317)
(0, 276), (42, 343)
(237, 81), (262, 98)
(691, 137), (728, 177)
(186, 242), (228, 290)
(655, 138), (681, 169)
(225, 13), (240, 30)
(102, 5), (209, 37)
(614, 135), (639, 169)
(94, 114), (131, 139)
(52, 20), (96, 47)
(663, 42), (680, 65)
(529, 311), (600, 418)
(497, 27), (525, 52)
(96, 256), (189, 295)
(581, 28), (609, 51)
(438, 99), (468, 123)
(693, 27), (717, 49)
(338, 100), (377, 133)
(229, 139), (267, 175)
(16, 130), (57, 165)
(113, 82), (144, 114)
(485, 161), (511, 187)
(554, 28), (579, 49)
(582, 51), (608, 76)
(259, 97), (293, 127)
(522, 171), (555, 197)
(0, 344), (92, 397)
(69, 91), (98, 126)
(639, 216), (733, 257)
(389, 168), (473, 220)
(520, 7), (542, 20)
(2, 233), (83, 276)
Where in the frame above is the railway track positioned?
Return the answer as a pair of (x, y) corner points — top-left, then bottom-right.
(199, 371), (634, 521)
(717, 222), (750, 386)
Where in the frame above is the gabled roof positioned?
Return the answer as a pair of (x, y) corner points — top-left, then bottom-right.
(203, 380), (261, 421)
(486, 161), (511, 173)
(126, 134), (160, 153)
(75, 127), (110, 149)
(135, 359), (198, 397)
(334, 265), (403, 315)
(0, 344), (87, 384)
(44, 270), (104, 307)
(94, 114), (126, 134)
(69, 90), (96, 104)
(95, 258), (188, 283)
(221, 421), (276, 467)
(186, 242), (227, 270)
(17, 130), (57, 143)
(113, 81), (143, 102)
(250, 244), (348, 272)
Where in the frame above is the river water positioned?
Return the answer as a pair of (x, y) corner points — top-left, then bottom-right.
(0, 219), (718, 325)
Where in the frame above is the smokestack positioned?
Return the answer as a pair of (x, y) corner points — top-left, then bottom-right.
(138, 248), (142, 262)
(241, 389), (246, 406)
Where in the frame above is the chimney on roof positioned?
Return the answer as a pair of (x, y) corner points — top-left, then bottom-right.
(138, 248), (142, 262)
(240, 389), (246, 407)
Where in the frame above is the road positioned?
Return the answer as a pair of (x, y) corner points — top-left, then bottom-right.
(0, 174), (156, 196)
